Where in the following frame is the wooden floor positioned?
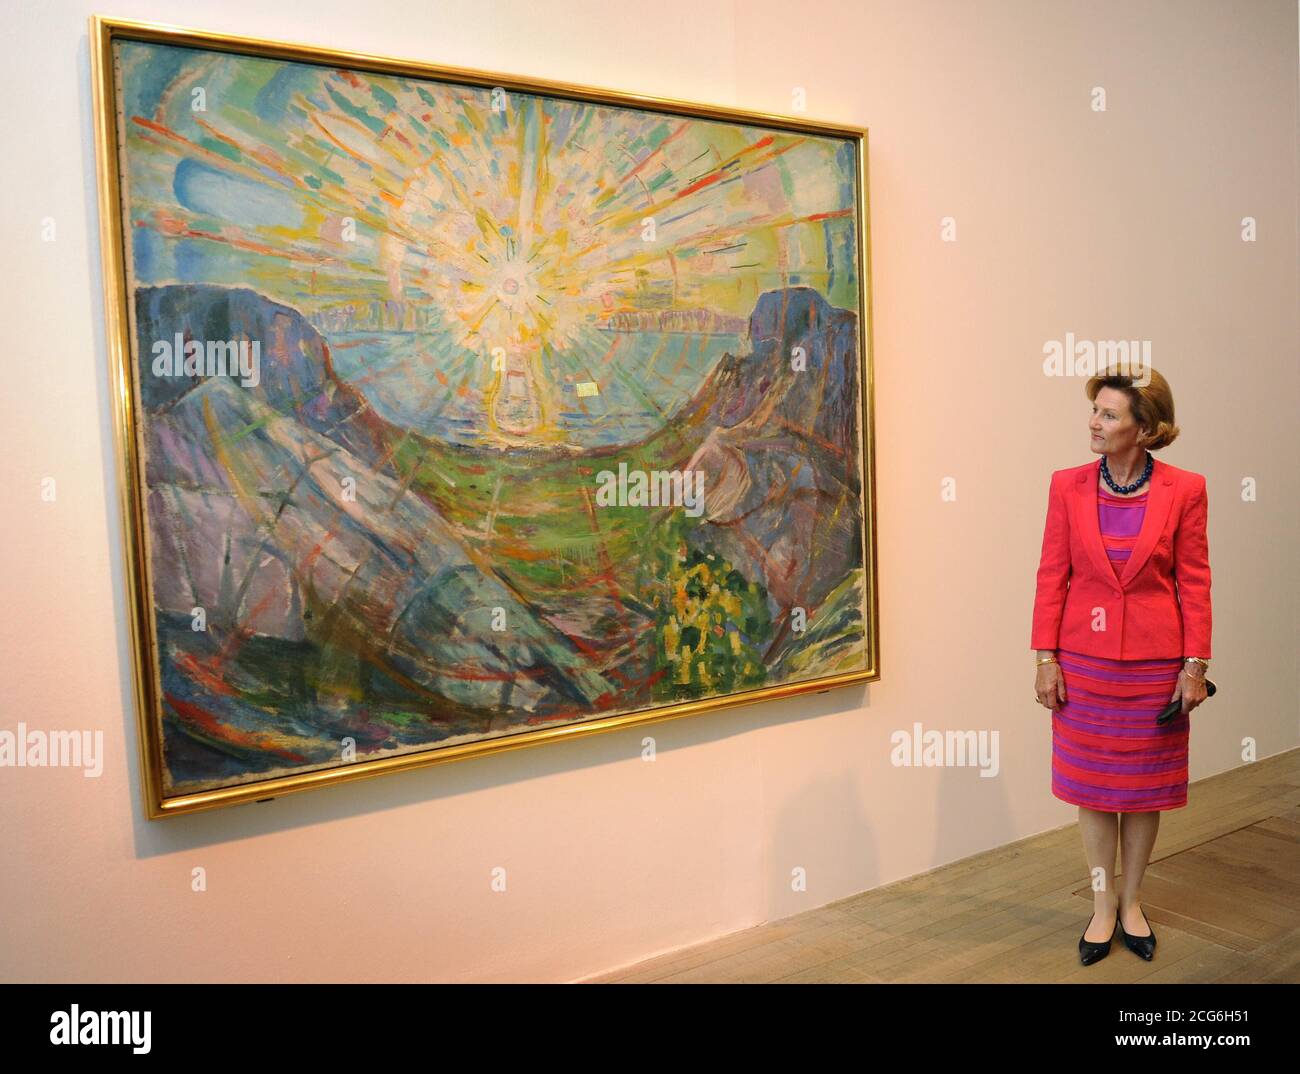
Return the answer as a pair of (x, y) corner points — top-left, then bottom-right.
(590, 750), (1300, 983)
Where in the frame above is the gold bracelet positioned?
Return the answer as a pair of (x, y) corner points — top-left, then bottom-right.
(1035, 655), (1058, 667)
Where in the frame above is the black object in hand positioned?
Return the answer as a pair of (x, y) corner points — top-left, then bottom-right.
(1156, 677), (1216, 725)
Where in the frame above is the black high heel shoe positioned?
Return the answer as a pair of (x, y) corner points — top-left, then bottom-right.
(1120, 907), (1157, 960)
(1078, 911), (1119, 965)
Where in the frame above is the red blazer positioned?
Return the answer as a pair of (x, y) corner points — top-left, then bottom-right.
(1031, 457), (1212, 660)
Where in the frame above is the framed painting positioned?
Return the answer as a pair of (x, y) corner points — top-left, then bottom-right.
(90, 16), (879, 818)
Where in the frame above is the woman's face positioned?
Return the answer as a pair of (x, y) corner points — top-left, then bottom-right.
(1089, 387), (1146, 455)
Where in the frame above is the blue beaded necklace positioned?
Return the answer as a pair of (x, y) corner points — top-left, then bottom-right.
(1100, 450), (1153, 494)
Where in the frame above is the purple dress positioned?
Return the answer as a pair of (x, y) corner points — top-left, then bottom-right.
(1051, 487), (1188, 812)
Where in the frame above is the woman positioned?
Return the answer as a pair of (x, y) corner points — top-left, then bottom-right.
(1030, 363), (1212, 966)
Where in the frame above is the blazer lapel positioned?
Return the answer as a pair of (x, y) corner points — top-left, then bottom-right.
(1119, 458), (1175, 586)
(1075, 460), (1114, 582)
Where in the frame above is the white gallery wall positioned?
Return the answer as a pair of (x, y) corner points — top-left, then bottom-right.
(0, 0), (1295, 982)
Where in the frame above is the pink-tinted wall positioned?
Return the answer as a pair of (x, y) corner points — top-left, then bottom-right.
(0, 0), (1295, 982)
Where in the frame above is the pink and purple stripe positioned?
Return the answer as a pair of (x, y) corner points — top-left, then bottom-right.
(1098, 487), (1147, 573)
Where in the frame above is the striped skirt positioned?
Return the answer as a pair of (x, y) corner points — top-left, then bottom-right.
(1051, 649), (1189, 812)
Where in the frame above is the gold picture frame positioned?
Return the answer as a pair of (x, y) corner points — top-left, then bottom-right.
(90, 14), (879, 818)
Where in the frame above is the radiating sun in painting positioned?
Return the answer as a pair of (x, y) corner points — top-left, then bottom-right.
(120, 45), (859, 448)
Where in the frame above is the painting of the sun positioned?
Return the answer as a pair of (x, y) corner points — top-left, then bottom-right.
(95, 23), (877, 815)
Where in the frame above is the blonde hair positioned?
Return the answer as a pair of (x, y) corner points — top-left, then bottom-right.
(1085, 363), (1180, 450)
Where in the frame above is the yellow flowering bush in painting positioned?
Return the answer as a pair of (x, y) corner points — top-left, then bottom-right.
(650, 521), (772, 699)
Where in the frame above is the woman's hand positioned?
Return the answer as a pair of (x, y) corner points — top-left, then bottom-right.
(1171, 669), (1209, 716)
(1034, 661), (1067, 710)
